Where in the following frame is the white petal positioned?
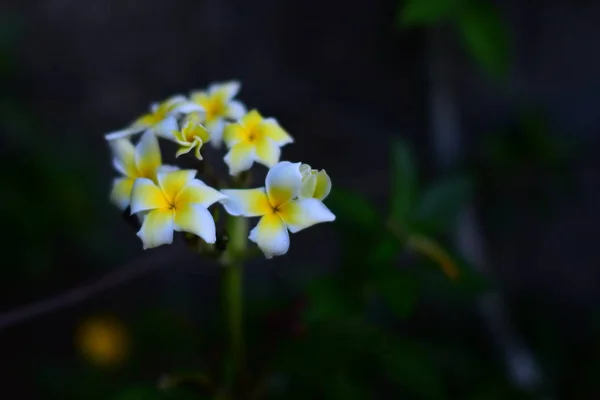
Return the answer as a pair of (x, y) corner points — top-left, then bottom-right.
(109, 177), (135, 210)
(279, 198), (336, 233)
(137, 209), (174, 249)
(151, 116), (179, 140)
(157, 164), (180, 173)
(134, 130), (161, 178)
(175, 179), (227, 208)
(226, 100), (247, 119)
(207, 119), (226, 148)
(109, 138), (137, 176)
(254, 137), (281, 168)
(172, 101), (205, 114)
(219, 188), (271, 217)
(105, 127), (145, 141)
(209, 81), (240, 101)
(299, 174), (317, 198)
(249, 213), (290, 259)
(130, 178), (169, 214)
(174, 204), (216, 243)
(265, 161), (303, 207)
(224, 142), (256, 176)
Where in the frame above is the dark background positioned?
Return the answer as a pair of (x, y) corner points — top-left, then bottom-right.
(1, 0), (600, 398)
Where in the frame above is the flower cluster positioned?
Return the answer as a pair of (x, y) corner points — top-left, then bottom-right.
(105, 81), (335, 259)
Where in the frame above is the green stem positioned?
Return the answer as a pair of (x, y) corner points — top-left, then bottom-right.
(222, 215), (248, 377)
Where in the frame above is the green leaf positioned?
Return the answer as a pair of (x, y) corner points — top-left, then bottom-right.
(327, 187), (380, 232)
(456, 0), (510, 78)
(412, 175), (473, 235)
(390, 138), (417, 228)
(398, 0), (466, 27)
(372, 264), (419, 318)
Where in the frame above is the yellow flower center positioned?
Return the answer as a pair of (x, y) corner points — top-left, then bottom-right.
(200, 95), (226, 121)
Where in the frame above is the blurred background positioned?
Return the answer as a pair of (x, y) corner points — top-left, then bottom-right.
(1, 0), (600, 398)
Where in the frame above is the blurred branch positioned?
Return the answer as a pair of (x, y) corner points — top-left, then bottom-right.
(0, 248), (184, 332)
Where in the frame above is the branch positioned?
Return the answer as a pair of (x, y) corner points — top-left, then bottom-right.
(0, 248), (182, 331)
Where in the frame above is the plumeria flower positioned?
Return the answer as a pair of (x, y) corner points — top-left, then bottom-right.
(189, 81), (246, 148)
(130, 170), (226, 249)
(299, 164), (332, 200)
(105, 95), (203, 141)
(220, 161), (335, 259)
(173, 114), (211, 160)
(109, 130), (178, 210)
(222, 110), (293, 176)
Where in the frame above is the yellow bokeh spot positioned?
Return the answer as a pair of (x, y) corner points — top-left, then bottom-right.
(76, 315), (129, 367)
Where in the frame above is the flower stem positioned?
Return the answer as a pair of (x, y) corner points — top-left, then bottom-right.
(222, 214), (248, 378)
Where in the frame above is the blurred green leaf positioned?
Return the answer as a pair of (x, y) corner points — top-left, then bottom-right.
(372, 265), (419, 318)
(390, 138), (417, 228)
(327, 187), (380, 232)
(456, 0), (510, 78)
(398, 0), (465, 26)
(412, 175), (472, 235)
(326, 371), (367, 400)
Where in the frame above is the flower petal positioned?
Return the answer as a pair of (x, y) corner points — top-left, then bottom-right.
(259, 119), (293, 146)
(130, 178), (170, 214)
(226, 100), (247, 119)
(313, 170), (332, 200)
(266, 161), (302, 208)
(175, 179), (226, 208)
(210, 81), (240, 101)
(219, 188), (271, 217)
(109, 138), (137, 176)
(299, 173), (317, 198)
(254, 137), (281, 168)
(135, 130), (161, 178)
(157, 170), (197, 203)
(110, 177), (135, 210)
(279, 198), (336, 233)
(172, 101), (204, 114)
(206, 119), (225, 148)
(240, 110), (263, 130)
(174, 204), (216, 243)
(175, 144), (194, 158)
(151, 116), (179, 140)
(223, 123), (246, 148)
(105, 127), (145, 141)
(157, 164), (180, 173)
(137, 209), (174, 249)
(224, 142), (256, 176)
(249, 213), (290, 259)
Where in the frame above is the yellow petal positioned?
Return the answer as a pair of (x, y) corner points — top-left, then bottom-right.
(313, 170), (332, 200)
(223, 123), (246, 148)
(209, 81), (240, 101)
(109, 139), (137, 177)
(175, 179), (226, 208)
(240, 110), (263, 130)
(174, 203), (216, 243)
(249, 212), (290, 259)
(130, 178), (170, 214)
(220, 188), (271, 217)
(110, 177), (135, 210)
(175, 144), (194, 158)
(137, 209), (174, 249)
(157, 170), (197, 204)
(266, 161), (302, 208)
(224, 142), (256, 176)
(299, 174), (317, 198)
(132, 113), (158, 128)
(278, 198), (335, 233)
(254, 137), (281, 168)
(134, 130), (161, 178)
(258, 119), (293, 146)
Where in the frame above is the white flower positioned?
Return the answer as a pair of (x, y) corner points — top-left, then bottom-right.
(109, 130), (177, 210)
(189, 81), (246, 148)
(172, 114), (211, 160)
(220, 161), (335, 259)
(299, 164), (332, 200)
(222, 110), (293, 176)
(105, 95), (203, 141)
(129, 170), (226, 249)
